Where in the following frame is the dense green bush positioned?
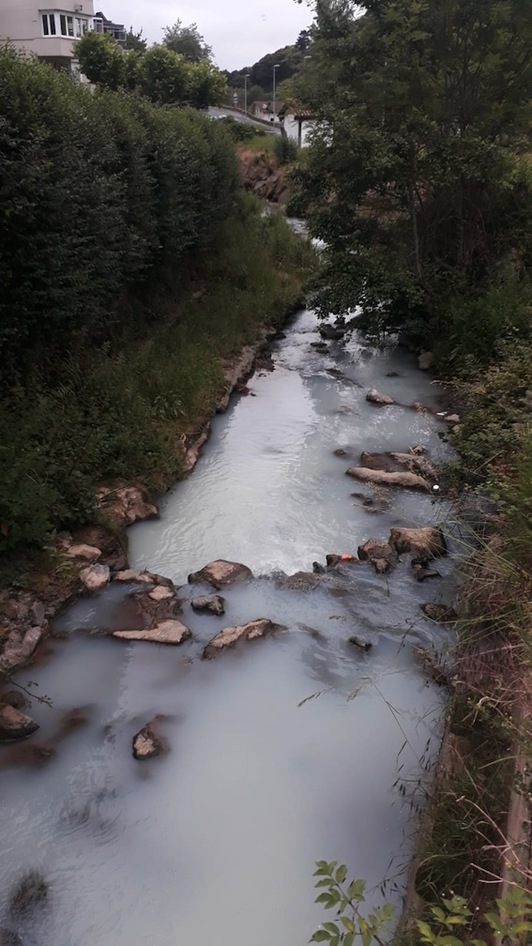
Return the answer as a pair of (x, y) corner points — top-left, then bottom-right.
(0, 46), (238, 384)
(273, 134), (298, 165)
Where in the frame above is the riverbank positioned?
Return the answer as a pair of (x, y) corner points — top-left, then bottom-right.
(0, 195), (314, 674)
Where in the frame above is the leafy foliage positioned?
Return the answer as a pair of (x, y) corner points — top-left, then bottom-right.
(292, 0), (532, 348)
(162, 19), (213, 63)
(76, 33), (226, 108)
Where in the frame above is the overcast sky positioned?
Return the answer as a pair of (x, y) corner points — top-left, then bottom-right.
(100, 1), (313, 70)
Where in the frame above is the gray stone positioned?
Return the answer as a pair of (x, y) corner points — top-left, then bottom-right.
(0, 705), (39, 742)
(365, 389), (395, 406)
(279, 571), (322, 591)
(203, 619), (284, 659)
(347, 467), (429, 490)
(357, 539), (398, 573)
(188, 560), (253, 590)
(190, 595), (225, 616)
(348, 636), (372, 652)
(79, 564), (111, 592)
(113, 620), (191, 646)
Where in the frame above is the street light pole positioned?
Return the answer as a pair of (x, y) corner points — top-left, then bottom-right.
(244, 73), (250, 115)
(272, 63), (280, 123)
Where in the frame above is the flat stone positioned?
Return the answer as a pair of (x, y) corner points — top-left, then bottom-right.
(114, 569), (153, 584)
(79, 564), (111, 592)
(96, 485), (159, 526)
(443, 413), (460, 424)
(389, 527), (447, 558)
(190, 595), (226, 616)
(132, 719), (168, 760)
(347, 467), (429, 490)
(66, 544), (101, 562)
(113, 620), (191, 645)
(203, 619), (284, 659)
(148, 586), (174, 602)
(0, 705), (39, 742)
(188, 560), (253, 590)
(366, 389), (395, 406)
(279, 571), (322, 591)
(0, 626), (43, 672)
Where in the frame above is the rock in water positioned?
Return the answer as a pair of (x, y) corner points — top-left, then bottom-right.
(190, 595), (226, 616)
(389, 527), (447, 558)
(0, 705), (39, 742)
(79, 564), (111, 592)
(365, 389), (395, 406)
(203, 619), (284, 659)
(0, 929), (23, 946)
(357, 539), (398, 573)
(132, 719), (168, 760)
(346, 467), (429, 490)
(113, 620), (191, 645)
(188, 560), (253, 590)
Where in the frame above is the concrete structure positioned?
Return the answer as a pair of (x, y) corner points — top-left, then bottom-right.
(283, 109), (315, 148)
(0, 1), (123, 75)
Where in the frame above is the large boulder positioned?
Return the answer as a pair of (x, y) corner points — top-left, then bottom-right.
(319, 324), (344, 341)
(347, 467), (429, 490)
(113, 620), (191, 646)
(190, 595), (225, 616)
(203, 619), (284, 659)
(357, 539), (398, 574)
(0, 705), (39, 742)
(0, 626), (43, 673)
(389, 527), (447, 558)
(71, 523), (129, 571)
(66, 544), (101, 562)
(96, 485), (159, 527)
(188, 560), (253, 590)
(366, 389), (395, 406)
(79, 564), (111, 593)
(132, 717), (168, 760)
(113, 569), (172, 587)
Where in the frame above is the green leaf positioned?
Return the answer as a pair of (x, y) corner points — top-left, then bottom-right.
(310, 932), (331, 943)
(416, 920), (434, 940)
(340, 916), (355, 933)
(322, 923), (340, 935)
(343, 934), (355, 946)
(335, 865), (348, 885)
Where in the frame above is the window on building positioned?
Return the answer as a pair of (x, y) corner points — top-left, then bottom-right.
(59, 14), (74, 37)
(75, 17), (88, 37)
(41, 13), (57, 36)
(92, 18), (104, 33)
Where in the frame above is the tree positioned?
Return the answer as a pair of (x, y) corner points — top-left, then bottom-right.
(162, 20), (212, 62)
(136, 45), (191, 104)
(125, 26), (147, 52)
(76, 31), (126, 89)
(295, 29), (311, 50)
(292, 0), (532, 339)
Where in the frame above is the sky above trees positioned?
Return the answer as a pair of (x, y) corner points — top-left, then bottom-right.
(101, 0), (312, 69)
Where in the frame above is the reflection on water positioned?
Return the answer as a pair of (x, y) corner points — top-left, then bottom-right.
(0, 310), (455, 946)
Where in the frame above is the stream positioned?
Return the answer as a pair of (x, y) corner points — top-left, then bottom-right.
(0, 307), (458, 946)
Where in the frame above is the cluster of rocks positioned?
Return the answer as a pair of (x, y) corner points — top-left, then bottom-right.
(239, 152), (289, 204)
(345, 446), (439, 492)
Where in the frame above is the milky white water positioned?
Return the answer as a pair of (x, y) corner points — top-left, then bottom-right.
(0, 308), (457, 946)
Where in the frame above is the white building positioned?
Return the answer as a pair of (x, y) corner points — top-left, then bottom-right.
(0, 1), (111, 76)
(283, 109), (315, 148)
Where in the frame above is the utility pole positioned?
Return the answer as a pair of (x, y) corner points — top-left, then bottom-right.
(244, 73), (250, 114)
(272, 63), (280, 123)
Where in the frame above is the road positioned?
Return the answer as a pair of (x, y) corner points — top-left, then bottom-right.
(208, 106), (282, 135)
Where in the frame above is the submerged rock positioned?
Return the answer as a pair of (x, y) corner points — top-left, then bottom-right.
(191, 595), (225, 616)
(0, 705), (39, 742)
(9, 869), (49, 914)
(113, 620), (191, 646)
(421, 603), (458, 624)
(319, 324), (344, 341)
(389, 527), (447, 558)
(0, 928), (23, 946)
(79, 564), (111, 592)
(348, 636), (372, 652)
(347, 467), (429, 490)
(279, 571), (322, 591)
(412, 564), (441, 582)
(188, 560), (253, 590)
(203, 619), (284, 659)
(365, 389), (395, 406)
(132, 718), (168, 760)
